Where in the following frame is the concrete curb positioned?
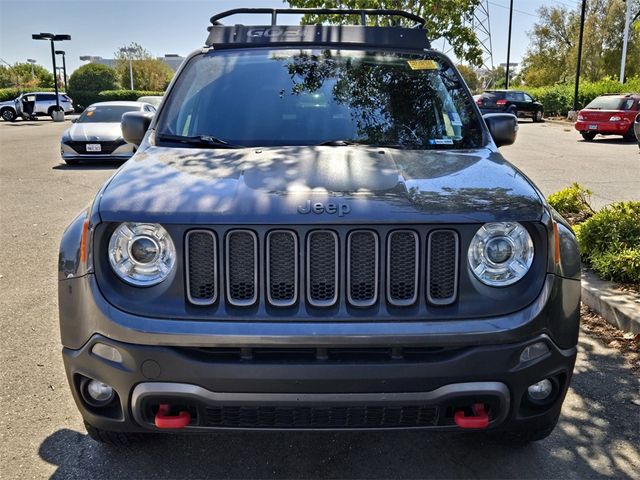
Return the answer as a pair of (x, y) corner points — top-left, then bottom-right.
(581, 270), (640, 334)
(542, 118), (573, 126)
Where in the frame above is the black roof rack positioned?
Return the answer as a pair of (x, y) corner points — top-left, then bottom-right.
(205, 8), (430, 51)
(210, 8), (426, 28)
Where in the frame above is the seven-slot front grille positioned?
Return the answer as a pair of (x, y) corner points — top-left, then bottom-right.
(185, 228), (459, 309)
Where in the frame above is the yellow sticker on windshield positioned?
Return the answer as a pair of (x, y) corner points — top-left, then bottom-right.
(407, 59), (438, 70)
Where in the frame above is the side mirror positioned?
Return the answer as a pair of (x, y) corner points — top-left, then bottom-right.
(121, 111), (154, 146)
(71, 118), (77, 123)
(483, 113), (518, 148)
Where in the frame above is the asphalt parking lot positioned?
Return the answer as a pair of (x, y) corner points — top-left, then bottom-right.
(0, 119), (638, 479)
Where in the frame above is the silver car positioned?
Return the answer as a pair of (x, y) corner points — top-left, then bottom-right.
(0, 92), (74, 121)
(60, 101), (155, 165)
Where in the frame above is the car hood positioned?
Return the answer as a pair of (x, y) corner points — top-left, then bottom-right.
(0, 99), (16, 107)
(68, 122), (123, 141)
(98, 145), (545, 224)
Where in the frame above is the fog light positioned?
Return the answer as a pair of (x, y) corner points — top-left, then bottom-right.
(527, 379), (553, 401)
(91, 343), (123, 363)
(520, 342), (550, 363)
(87, 380), (114, 403)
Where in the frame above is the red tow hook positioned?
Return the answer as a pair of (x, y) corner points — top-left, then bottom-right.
(154, 404), (191, 429)
(454, 403), (489, 429)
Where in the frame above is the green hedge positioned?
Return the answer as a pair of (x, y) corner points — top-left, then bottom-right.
(69, 89), (164, 111)
(0, 87), (57, 102)
(97, 90), (165, 102)
(524, 77), (640, 117)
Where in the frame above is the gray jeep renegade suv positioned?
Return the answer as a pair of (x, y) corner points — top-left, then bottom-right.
(58, 8), (581, 445)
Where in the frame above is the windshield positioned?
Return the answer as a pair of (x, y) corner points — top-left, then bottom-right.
(77, 105), (140, 123)
(585, 96), (633, 110)
(157, 49), (483, 149)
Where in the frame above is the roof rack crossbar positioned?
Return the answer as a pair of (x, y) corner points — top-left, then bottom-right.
(210, 8), (425, 28)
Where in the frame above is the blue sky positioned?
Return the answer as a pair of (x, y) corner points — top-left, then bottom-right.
(0, 0), (583, 74)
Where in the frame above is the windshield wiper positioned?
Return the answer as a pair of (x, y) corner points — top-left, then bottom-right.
(156, 133), (240, 149)
(316, 139), (405, 149)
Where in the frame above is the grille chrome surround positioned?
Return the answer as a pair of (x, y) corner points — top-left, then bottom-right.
(306, 230), (339, 307)
(347, 230), (379, 307)
(266, 230), (299, 307)
(225, 230), (258, 306)
(427, 230), (459, 306)
(386, 230), (419, 307)
(185, 230), (217, 305)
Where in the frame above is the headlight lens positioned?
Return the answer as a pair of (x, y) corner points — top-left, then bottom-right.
(108, 222), (175, 286)
(468, 222), (534, 286)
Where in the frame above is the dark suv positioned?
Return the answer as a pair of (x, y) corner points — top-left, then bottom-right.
(58, 8), (580, 446)
(475, 90), (544, 122)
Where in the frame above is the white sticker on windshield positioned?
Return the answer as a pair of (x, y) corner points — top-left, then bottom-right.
(429, 138), (454, 145)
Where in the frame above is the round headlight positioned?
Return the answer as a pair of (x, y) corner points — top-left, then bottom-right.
(468, 222), (534, 286)
(108, 222), (175, 286)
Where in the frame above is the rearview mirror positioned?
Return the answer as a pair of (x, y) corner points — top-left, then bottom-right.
(483, 113), (518, 148)
(121, 111), (154, 146)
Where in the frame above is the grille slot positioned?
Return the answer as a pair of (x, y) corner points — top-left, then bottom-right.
(185, 230), (217, 305)
(387, 230), (419, 306)
(307, 230), (339, 307)
(427, 230), (459, 305)
(203, 405), (438, 429)
(347, 231), (379, 307)
(225, 230), (258, 306)
(266, 230), (298, 306)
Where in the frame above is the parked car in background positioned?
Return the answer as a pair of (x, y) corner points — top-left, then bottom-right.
(60, 101), (156, 165)
(0, 92), (74, 121)
(475, 90), (544, 122)
(574, 94), (639, 141)
(634, 113), (640, 148)
(136, 95), (163, 108)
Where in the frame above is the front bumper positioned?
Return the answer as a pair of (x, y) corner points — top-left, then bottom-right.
(60, 269), (579, 432)
(61, 142), (134, 161)
(63, 332), (575, 432)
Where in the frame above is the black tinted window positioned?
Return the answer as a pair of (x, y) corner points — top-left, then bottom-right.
(38, 94), (57, 101)
(158, 49), (483, 149)
(77, 105), (139, 123)
(585, 96), (633, 110)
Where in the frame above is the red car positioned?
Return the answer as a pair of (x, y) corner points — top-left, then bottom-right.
(575, 93), (639, 141)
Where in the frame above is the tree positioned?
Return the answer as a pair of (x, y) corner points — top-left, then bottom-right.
(0, 62), (54, 89)
(286, 0), (484, 66)
(520, 0), (640, 86)
(114, 42), (173, 91)
(67, 63), (120, 109)
(456, 64), (480, 91)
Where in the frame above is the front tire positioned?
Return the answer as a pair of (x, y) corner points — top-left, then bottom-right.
(1, 109), (16, 122)
(84, 421), (147, 446)
(581, 132), (597, 141)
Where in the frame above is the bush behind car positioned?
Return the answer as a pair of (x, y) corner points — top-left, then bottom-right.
(525, 77), (640, 117)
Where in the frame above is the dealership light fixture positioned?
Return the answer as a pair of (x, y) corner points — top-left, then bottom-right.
(32, 32), (71, 112)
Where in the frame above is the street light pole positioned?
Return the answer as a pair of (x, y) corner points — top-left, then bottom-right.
(27, 59), (37, 77)
(55, 50), (68, 91)
(573, 0), (587, 113)
(619, 0), (633, 82)
(505, 0), (514, 89)
(32, 33), (71, 115)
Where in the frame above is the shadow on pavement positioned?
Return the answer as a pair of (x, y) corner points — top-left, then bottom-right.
(52, 162), (122, 171)
(37, 340), (638, 479)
